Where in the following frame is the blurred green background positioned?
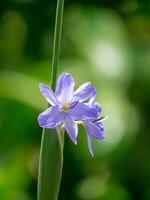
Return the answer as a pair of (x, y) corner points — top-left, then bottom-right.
(0, 0), (150, 199)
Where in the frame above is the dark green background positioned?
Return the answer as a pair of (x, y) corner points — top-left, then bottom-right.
(0, 0), (150, 199)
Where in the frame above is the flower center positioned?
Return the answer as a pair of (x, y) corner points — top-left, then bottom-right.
(61, 102), (70, 111)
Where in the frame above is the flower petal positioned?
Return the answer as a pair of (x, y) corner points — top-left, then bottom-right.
(84, 120), (105, 140)
(83, 121), (105, 156)
(55, 72), (75, 104)
(63, 115), (78, 144)
(39, 83), (59, 106)
(68, 102), (98, 120)
(74, 82), (96, 102)
(88, 95), (96, 106)
(87, 135), (94, 157)
(38, 105), (65, 128)
(88, 95), (102, 114)
(94, 103), (102, 113)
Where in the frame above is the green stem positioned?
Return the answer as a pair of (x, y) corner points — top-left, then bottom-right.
(37, 0), (64, 200)
(51, 0), (64, 90)
(38, 128), (64, 200)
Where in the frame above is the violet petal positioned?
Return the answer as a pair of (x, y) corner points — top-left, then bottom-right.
(68, 102), (98, 120)
(39, 83), (59, 106)
(84, 120), (105, 140)
(63, 115), (78, 144)
(55, 72), (75, 104)
(74, 82), (96, 102)
(38, 105), (65, 128)
(87, 135), (94, 157)
(89, 95), (102, 114)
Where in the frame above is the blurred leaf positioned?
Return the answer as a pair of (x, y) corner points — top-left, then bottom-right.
(0, 70), (45, 110)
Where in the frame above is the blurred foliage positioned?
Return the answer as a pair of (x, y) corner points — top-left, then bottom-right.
(0, 0), (150, 200)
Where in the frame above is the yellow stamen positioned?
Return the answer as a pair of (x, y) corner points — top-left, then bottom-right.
(62, 102), (70, 111)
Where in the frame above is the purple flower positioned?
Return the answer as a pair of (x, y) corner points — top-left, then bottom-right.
(84, 119), (105, 156)
(83, 95), (106, 156)
(38, 72), (97, 144)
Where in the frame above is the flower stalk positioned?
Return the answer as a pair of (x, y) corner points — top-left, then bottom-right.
(51, 0), (64, 90)
(37, 0), (64, 200)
